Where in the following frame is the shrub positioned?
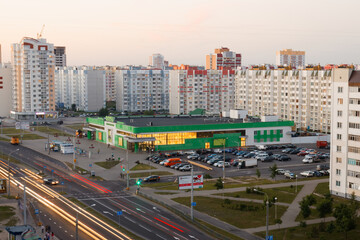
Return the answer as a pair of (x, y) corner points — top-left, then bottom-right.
(204, 174), (212, 179)
(310, 226), (319, 238)
(299, 221), (307, 228)
(224, 199), (231, 205)
(326, 221), (335, 233)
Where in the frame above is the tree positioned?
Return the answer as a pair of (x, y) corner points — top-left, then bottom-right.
(144, 109), (155, 115)
(256, 168), (261, 179)
(317, 197), (333, 221)
(275, 218), (282, 230)
(71, 104), (77, 112)
(300, 198), (311, 219)
(98, 108), (109, 117)
(269, 163), (277, 180)
(333, 203), (357, 240)
(214, 177), (224, 190)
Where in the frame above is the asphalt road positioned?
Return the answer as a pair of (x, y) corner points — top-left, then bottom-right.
(0, 141), (211, 240)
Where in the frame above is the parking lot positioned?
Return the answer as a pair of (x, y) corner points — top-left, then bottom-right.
(144, 143), (330, 181)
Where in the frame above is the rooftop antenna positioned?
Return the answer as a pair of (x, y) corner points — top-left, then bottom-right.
(37, 24), (45, 39)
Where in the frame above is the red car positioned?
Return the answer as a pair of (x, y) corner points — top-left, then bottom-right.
(297, 151), (309, 156)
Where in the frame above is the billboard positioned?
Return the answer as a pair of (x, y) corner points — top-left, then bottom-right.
(179, 175), (203, 190)
(0, 179), (7, 194)
(213, 138), (226, 146)
(15, 122), (29, 130)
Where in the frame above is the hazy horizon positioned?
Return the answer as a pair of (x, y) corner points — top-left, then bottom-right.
(1, 0), (359, 67)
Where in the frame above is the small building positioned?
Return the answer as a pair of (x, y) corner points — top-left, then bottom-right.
(86, 115), (293, 153)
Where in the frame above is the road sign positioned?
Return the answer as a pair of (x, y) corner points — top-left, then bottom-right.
(191, 202), (196, 207)
(60, 181), (64, 185)
(51, 169), (54, 173)
(178, 175), (203, 190)
(117, 211), (123, 216)
(35, 209), (39, 214)
(266, 236), (273, 240)
(89, 164), (92, 168)
(44, 166), (47, 169)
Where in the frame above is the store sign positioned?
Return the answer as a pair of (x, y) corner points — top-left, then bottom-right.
(105, 116), (115, 123)
(179, 175), (203, 190)
(213, 138), (226, 146)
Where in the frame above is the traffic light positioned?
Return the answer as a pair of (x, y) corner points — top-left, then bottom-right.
(136, 178), (142, 185)
(122, 165), (126, 172)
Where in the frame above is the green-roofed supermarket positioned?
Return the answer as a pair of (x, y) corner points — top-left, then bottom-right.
(84, 114), (294, 153)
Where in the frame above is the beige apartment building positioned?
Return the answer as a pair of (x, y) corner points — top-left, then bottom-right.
(276, 49), (305, 68)
(330, 68), (360, 200)
(169, 69), (235, 115)
(234, 68), (332, 133)
(206, 47), (241, 70)
(11, 37), (56, 120)
(0, 63), (12, 117)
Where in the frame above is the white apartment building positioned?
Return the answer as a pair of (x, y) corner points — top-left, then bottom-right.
(234, 68), (332, 133)
(54, 46), (66, 67)
(55, 66), (106, 112)
(0, 63), (12, 117)
(11, 38), (56, 120)
(276, 49), (305, 68)
(116, 69), (169, 112)
(104, 66), (117, 102)
(169, 69), (235, 115)
(330, 68), (360, 200)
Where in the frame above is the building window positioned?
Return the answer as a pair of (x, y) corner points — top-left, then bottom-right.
(349, 134), (360, 141)
(348, 170), (360, 178)
(337, 134), (342, 140)
(336, 146), (342, 152)
(348, 158), (359, 166)
(336, 181), (340, 187)
(338, 87), (343, 93)
(336, 169), (341, 175)
(337, 122), (342, 129)
(337, 98), (343, 104)
(337, 110), (342, 117)
(336, 157), (342, 163)
(348, 146), (360, 154)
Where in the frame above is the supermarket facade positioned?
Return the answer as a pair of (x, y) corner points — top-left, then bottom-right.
(85, 115), (294, 153)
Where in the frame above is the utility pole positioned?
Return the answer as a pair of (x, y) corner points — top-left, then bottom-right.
(126, 149), (129, 190)
(23, 183), (27, 225)
(73, 136), (76, 170)
(190, 165), (194, 221)
(8, 149), (19, 197)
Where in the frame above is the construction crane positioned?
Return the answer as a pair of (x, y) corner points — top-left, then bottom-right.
(37, 24), (45, 39)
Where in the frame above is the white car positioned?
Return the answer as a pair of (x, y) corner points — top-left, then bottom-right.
(216, 161), (230, 168)
(187, 154), (199, 160)
(255, 154), (269, 160)
(300, 171), (314, 177)
(276, 169), (287, 175)
(213, 149), (222, 153)
(284, 171), (295, 179)
(302, 158), (313, 163)
(160, 160), (169, 165)
(184, 150), (196, 155)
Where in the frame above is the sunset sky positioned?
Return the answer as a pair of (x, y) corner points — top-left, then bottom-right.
(1, 0), (359, 66)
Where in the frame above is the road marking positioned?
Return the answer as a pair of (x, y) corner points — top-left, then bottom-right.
(44, 214), (46, 217)
(65, 230), (67, 233)
(174, 237), (180, 240)
(153, 207), (160, 212)
(139, 224), (151, 232)
(54, 222), (56, 224)
(59, 226), (62, 229)
(136, 208), (145, 213)
(49, 218), (52, 220)
(156, 234), (167, 240)
(123, 216), (136, 223)
(70, 234), (73, 237)
(159, 215), (169, 220)
(189, 235), (198, 240)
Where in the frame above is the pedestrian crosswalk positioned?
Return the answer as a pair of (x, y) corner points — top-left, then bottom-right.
(71, 190), (130, 200)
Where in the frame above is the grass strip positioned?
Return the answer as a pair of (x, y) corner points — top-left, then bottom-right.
(7, 134), (46, 140)
(65, 162), (89, 174)
(130, 163), (156, 171)
(129, 171), (173, 178)
(67, 197), (143, 240)
(0, 206), (16, 222)
(95, 160), (120, 169)
(197, 219), (245, 240)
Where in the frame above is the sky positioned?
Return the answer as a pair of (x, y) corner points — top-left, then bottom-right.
(1, 0), (360, 66)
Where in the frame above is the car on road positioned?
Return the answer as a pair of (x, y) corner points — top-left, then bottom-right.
(43, 178), (59, 185)
(300, 171), (314, 177)
(284, 171), (295, 179)
(143, 175), (160, 182)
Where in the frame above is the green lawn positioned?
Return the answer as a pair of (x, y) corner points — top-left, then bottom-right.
(0, 128), (28, 134)
(95, 160), (120, 169)
(66, 124), (84, 130)
(154, 192), (178, 195)
(35, 126), (72, 136)
(197, 219), (245, 240)
(0, 206), (16, 222)
(143, 181), (179, 190)
(172, 196), (288, 229)
(65, 162), (89, 174)
(256, 219), (360, 240)
(0, 136), (9, 142)
(217, 185), (304, 204)
(130, 171), (173, 178)
(130, 163), (156, 171)
(7, 134), (46, 140)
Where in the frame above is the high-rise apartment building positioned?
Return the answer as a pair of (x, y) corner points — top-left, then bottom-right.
(206, 47), (241, 70)
(276, 49), (305, 68)
(104, 66), (117, 102)
(54, 46), (66, 67)
(11, 37), (56, 120)
(0, 63), (12, 117)
(330, 68), (360, 200)
(169, 69), (235, 114)
(234, 68), (332, 133)
(0, 44), (2, 64)
(116, 69), (169, 112)
(149, 54), (165, 69)
(55, 66), (106, 112)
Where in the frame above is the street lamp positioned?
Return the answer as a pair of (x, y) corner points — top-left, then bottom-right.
(295, 175), (298, 193)
(190, 164), (194, 221)
(76, 203), (96, 240)
(274, 197), (278, 220)
(222, 138), (228, 183)
(8, 148), (19, 197)
(254, 188), (269, 239)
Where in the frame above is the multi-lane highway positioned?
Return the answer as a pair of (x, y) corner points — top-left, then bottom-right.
(0, 141), (210, 240)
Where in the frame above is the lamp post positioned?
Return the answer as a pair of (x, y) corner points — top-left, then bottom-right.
(76, 203), (96, 240)
(222, 138), (228, 183)
(8, 148), (19, 197)
(190, 164), (194, 221)
(274, 197), (278, 220)
(254, 188), (269, 239)
(126, 148), (129, 190)
(295, 175), (298, 193)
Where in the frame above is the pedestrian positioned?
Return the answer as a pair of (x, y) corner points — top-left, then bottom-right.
(51, 232), (54, 239)
(108, 143), (110, 148)
(97, 148), (100, 154)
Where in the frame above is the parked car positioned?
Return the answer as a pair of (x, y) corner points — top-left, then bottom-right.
(262, 156), (274, 162)
(187, 154), (200, 160)
(278, 155), (291, 161)
(276, 169), (287, 175)
(300, 171), (314, 177)
(316, 164), (330, 171)
(313, 171), (323, 177)
(282, 148), (293, 153)
(179, 165), (191, 171)
(143, 175), (160, 182)
(284, 171), (295, 179)
(255, 154), (269, 161)
(297, 151), (308, 156)
(243, 153), (256, 158)
(184, 150), (196, 155)
(175, 163), (189, 170)
(213, 149), (222, 153)
(289, 149), (300, 154)
(216, 161), (230, 168)
(171, 163), (182, 169)
(273, 154), (281, 160)
(319, 170), (330, 176)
